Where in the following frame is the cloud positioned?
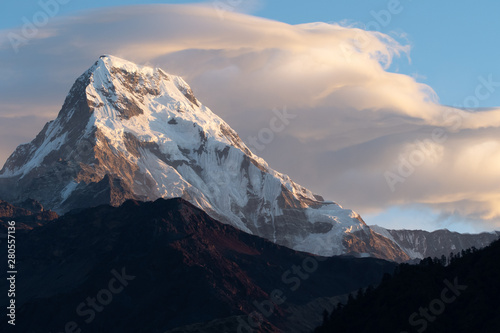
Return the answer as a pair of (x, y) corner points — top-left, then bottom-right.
(0, 115), (52, 165)
(0, 4), (499, 230)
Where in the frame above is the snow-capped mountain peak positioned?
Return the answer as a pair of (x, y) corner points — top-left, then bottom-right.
(371, 225), (500, 260)
(0, 55), (409, 261)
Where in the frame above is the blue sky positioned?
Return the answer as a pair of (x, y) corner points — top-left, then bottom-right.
(1, 1), (500, 233)
(3, 0), (500, 108)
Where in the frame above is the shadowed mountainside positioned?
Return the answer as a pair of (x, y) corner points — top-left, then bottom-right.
(0, 198), (397, 333)
(315, 238), (500, 333)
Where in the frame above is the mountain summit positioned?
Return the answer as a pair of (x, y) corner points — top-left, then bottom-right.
(0, 55), (408, 261)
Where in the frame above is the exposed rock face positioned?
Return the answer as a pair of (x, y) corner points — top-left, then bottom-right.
(0, 198), (397, 333)
(0, 55), (409, 261)
(0, 199), (58, 231)
(371, 225), (500, 259)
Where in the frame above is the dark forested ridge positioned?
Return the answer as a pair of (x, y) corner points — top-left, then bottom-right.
(0, 198), (397, 333)
(314, 237), (500, 333)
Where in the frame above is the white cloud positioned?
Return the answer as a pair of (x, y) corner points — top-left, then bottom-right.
(0, 4), (499, 230)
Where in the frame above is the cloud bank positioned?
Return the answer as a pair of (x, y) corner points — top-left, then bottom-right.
(1, 4), (500, 230)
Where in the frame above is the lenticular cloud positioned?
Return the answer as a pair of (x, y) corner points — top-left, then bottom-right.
(1, 4), (500, 229)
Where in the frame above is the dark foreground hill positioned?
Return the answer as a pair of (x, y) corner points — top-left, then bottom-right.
(0, 198), (397, 333)
(314, 236), (500, 333)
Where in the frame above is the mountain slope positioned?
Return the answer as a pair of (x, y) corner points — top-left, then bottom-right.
(0, 55), (408, 261)
(0, 198), (397, 333)
(314, 238), (500, 333)
(0, 199), (58, 230)
(371, 225), (500, 259)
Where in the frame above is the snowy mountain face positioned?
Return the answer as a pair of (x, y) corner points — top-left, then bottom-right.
(0, 55), (408, 261)
(370, 225), (500, 260)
